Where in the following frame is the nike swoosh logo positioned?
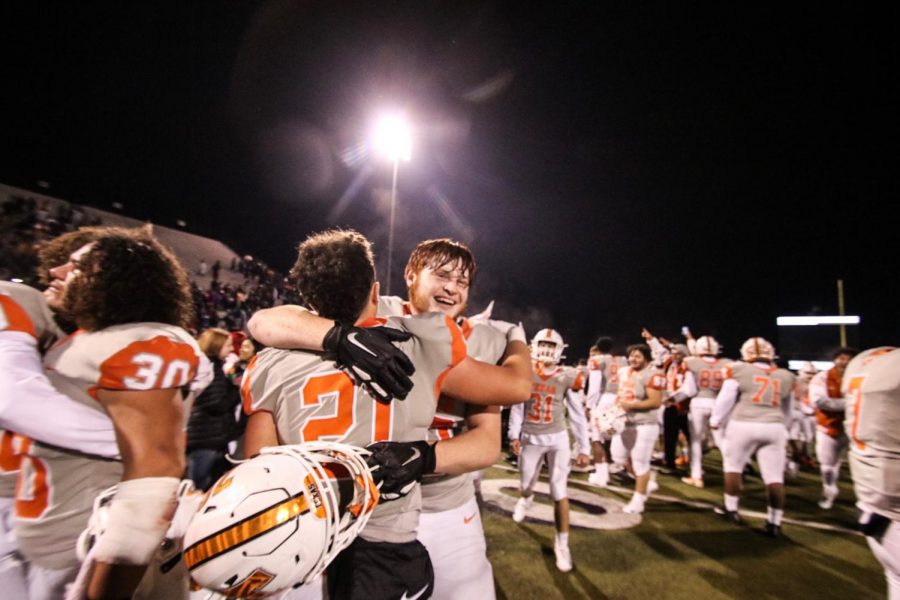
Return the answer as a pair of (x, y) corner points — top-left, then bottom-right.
(401, 446), (421, 467)
(400, 585), (430, 600)
(346, 332), (377, 357)
(463, 512), (477, 524)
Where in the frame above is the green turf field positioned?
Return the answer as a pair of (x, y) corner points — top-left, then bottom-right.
(482, 450), (885, 600)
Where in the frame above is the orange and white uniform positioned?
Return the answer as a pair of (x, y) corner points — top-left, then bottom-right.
(609, 366), (667, 476)
(843, 347), (900, 598)
(13, 323), (200, 599)
(810, 367), (849, 497)
(712, 361), (795, 484)
(508, 363), (586, 501)
(682, 355), (729, 480)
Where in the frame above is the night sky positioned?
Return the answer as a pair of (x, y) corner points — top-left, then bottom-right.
(4, 2), (897, 360)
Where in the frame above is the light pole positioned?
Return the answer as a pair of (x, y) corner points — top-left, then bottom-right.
(372, 113), (411, 296)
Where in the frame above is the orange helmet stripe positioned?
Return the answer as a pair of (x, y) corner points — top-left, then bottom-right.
(184, 491), (311, 570)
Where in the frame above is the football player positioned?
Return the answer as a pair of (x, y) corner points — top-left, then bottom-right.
(584, 336), (628, 486)
(787, 362), (817, 477)
(508, 329), (590, 572)
(243, 230), (531, 600)
(680, 335), (730, 488)
(249, 237), (531, 600)
(809, 347), (858, 509)
(609, 344), (665, 514)
(843, 347), (900, 599)
(9, 232), (206, 599)
(710, 337), (795, 536)
(662, 343), (692, 473)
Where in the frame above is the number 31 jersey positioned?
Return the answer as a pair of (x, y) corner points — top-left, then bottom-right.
(15, 322), (201, 568)
(520, 363), (582, 436)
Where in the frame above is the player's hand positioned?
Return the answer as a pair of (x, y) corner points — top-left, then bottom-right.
(509, 439), (521, 456)
(322, 322), (415, 403)
(365, 441), (436, 501)
(576, 453), (591, 467)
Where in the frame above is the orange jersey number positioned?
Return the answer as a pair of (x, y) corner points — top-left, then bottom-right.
(751, 376), (781, 407)
(5, 435), (52, 520)
(698, 368), (724, 391)
(846, 375), (866, 450)
(526, 393), (554, 424)
(299, 371), (393, 443)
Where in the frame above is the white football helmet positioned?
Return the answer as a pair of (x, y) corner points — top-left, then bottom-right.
(593, 403), (627, 439)
(694, 335), (720, 356)
(183, 442), (378, 598)
(740, 337), (776, 362)
(798, 361), (818, 380)
(530, 328), (566, 364)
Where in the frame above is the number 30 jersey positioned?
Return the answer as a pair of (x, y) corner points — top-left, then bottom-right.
(242, 314), (467, 544)
(14, 323), (201, 568)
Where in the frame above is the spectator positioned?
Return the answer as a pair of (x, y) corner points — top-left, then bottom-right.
(185, 327), (243, 491)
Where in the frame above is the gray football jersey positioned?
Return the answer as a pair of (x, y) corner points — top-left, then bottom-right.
(0, 283), (65, 498)
(243, 313), (466, 543)
(521, 363), (582, 436)
(617, 366), (667, 425)
(15, 323), (201, 568)
(843, 347), (900, 520)
(727, 362), (795, 424)
(684, 356), (729, 400)
(599, 354), (628, 395)
(422, 319), (507, 513)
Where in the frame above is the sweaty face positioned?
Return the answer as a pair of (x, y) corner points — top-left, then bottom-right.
(628, 349), (647, 370)
(405, 259), (470, 318)
(45, 243), (94, 310)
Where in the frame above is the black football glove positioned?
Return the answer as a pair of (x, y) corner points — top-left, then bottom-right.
(322, 322), (416, 403)
(365, 441), (437, 501)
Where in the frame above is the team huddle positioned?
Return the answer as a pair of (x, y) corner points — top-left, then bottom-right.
(0, 225), (897, 599)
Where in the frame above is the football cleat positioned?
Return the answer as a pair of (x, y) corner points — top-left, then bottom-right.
(714, 505), (743, 525)
(818, 485), (839, 509)
(512, 496), (532, 523)
(681, 476), (705, 489)
(647, 472), (659, 494)
(763, 521), (782, 538)
(622, 495), (646, 515)
(554, 540), (573, 572)
(588, 468), (609, 488)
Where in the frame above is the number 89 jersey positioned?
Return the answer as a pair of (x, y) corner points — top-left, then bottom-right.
(16, 322), (201, 568)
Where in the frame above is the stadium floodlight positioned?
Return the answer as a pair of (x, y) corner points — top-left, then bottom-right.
(788, 360), (835, 372)
(370, 112), (412, 295)
(776, 315), (861, 326)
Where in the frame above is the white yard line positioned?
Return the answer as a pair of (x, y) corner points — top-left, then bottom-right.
(490, 463), (861, 536)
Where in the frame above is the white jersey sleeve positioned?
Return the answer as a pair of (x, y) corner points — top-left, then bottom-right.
(565, 389), (591, 455)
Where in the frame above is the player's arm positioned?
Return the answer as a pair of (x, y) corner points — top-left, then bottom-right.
(0, 366), (121, 459)
(247, 304), (333, 350)
(584, 368), (604, 411)
(248, 305), (414, 403)
(243, 411), (280, 457)
(507, 402), (525, 455)
(565, 389), (591, 464)
(433, 405), (501, 475)
(809, 374), (846, 411)
(86, 387), (185, 599)
(710, 378), (739, 428)
(440, 340), (532, 406)
(669, 370), (698, 403)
